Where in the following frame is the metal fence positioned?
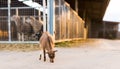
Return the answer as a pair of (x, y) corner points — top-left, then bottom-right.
(0, 0), (84, 43)
(55, 0), (84, 41)
(0, 0), (45, 42)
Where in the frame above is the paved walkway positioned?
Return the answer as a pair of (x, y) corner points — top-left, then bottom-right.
(0, 39), (120, 69)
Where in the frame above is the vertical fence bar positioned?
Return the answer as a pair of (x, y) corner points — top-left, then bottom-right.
(38, 10), (41, 22)
(76, 21), (78, 38)
(47, 0), (50, 32)
(43, 0), (46, 32)
(58, 0), (61, 39)
(48, 0), (55, 35)
(16, 8), (18, 16)
(67, 5), (70, 39)
(75, 0), (78, 14)
(63, 4), (66, 39)
(8, 0), (11, 41)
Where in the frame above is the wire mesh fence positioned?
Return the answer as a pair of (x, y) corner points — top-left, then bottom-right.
(0, 0), (84, 42)
(0, 0), (44, 41)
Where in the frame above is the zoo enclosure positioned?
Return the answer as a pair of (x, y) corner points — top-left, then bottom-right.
(0, 0), (84, 43)
(55, 0), (84, 41)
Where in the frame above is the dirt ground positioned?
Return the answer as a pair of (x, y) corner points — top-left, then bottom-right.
(0, 39), (120, 69)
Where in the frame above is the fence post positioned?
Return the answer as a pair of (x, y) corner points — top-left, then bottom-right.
(16, 8), (18, 16)
(43, 0), (47, 32)
(38, 10), (41, 22)
(8, 0), (11, 41)
(48, 0), (55, 36)
(75, 0), (78, 14)
(58, 0), (61, 40)
(63, 4), (66, 39)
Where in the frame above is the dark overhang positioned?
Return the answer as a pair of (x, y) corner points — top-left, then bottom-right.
(65, 0), (110, 21)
